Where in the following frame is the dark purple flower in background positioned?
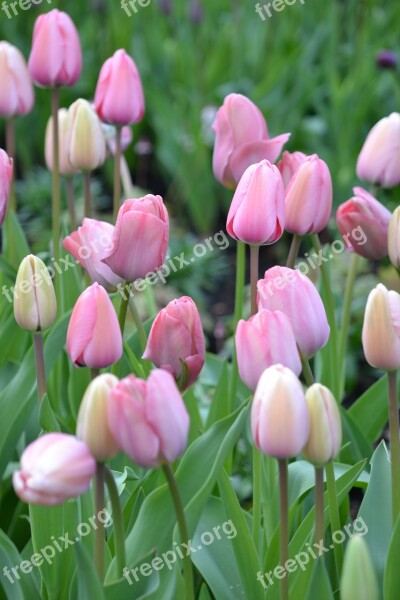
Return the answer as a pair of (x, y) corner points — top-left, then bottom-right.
(158, 0), (172, 16)
(376, 50), (398, 70)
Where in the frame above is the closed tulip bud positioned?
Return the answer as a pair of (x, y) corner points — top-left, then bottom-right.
(251, 364), (310, 459)
(337, 187), (391, 260)
(28, 9), (82, 87)
(362, 284), (400, 371)
(0, 42), (34, 117)
(388, 207), (400, 268)
(108, 370), (190, 468)
(341, 536), (379, 600)
(302, 384), (342, 466)
(63, 218), (123, 291)
(12, 433), (95, 506)
(226, 160), (285, 245)
(356, 112), (400, 188)
(66, 283), (123, 369)
(257, 266), (330, 357)
(236, 310), (301, 391)
(277, 150), (307, 187)
(45, 108), (78, 176)
(143, 296), (205, 389)
(76, 374), (119, 461)
(101, 195), (169, 282)
(212, 93), (290, 188)
(14, 255), (57, 332)
(0, 149), (13, 225)
(66, 99), (106, 171)
(94, 49), (145, 126)
(284, 154), (332, 235)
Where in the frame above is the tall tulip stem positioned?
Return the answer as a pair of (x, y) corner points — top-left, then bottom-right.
(338, 253), (359, 399)
(286, 234), (302, 269)
(299, 349), (315, 387)
(325, 461), (343, 575)
(104, 465), (126, 576)
(6, 118), (16, 212)
(51, 88), (61, 286)
(33, 333), (47, 402)
(250, 244), (259, 316)
(66, 177), (77, 230)
(129, 296), (147, 352)
(252, 446), (262, 554)
(229, 241), (246, 414)
(84, 172), (92, 218)
(94, 462), (105, 582)
(113, 127), (122, 222)
(278, 459), (289, 600)
(388, 370), (400, 523)
(315, 467), (325, 545)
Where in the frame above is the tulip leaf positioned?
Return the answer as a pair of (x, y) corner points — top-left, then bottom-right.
(38, 393), (61, 433)
(71, 542), (105, 600)
(2, 211), (31, 268)
(305, 557), (334, 600)
(0, 530), (42, 600)
(349, 374), (390, 443)
(383, 512), (400, 600)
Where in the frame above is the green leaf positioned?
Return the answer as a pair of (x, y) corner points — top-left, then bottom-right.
(38, 393), (61, 433)
(384, 512), (400, 600)
(72, 542), (105, 600)
(349, 375), (389, 443)
(305, 558), (334, 600)
(0, 530), (42, 600)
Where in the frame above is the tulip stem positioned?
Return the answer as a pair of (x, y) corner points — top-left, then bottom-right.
(315, 467), (325, 545)
(162, 463), (194, 600)
(129, 296), (147, 352)
(250, 245), (259, 316)
(94, 462), (105, 582)
(84, 172), (92, 218)
(66, 177), (77, 231)
(299, 349), (315, 387)
(278, 459), (289, 600)
(338, 254), (359, 400)
(104, 465), (126, 576)
(229, 242), (246, 415)
(286, 234), (302, 269)
(6, 118), (16, 213)
(33, 333), (47, 402)
(325, 461), (343, 575)
(91, 369), (100, 380)
(51, 87), (61, 304)
(113, 127), (122, 222)
(387, 370), (400, 523)
(252, 446), (262, 555)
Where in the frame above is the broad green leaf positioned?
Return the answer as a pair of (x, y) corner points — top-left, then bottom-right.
(384, 512), (400, 600)
(0, 530), (41, 600)
(349, 375), (389, 443)
(71, 542), (105, 600)
(305, 557), (334, 600)
(38, 393), (61, 433)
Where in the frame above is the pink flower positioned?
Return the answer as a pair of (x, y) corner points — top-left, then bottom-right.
(12, 433), (95, 506)
(0, 42), (34, 117)
(277, 150), (307, 187)
(362, 284), (400, 371)
(101, 195), (169, 281)
(143, 296), (205, 389)
(0, 149), (13, 225)
(94, 49), (145, 126)
(212, 93), (290, 188)
(108, 370), (190, 468)
(226, 160), (285, 245)
(66, 283), (123, 368)
(28, 9), (82, 87)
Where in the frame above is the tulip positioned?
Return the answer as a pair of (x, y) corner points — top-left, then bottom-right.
(362, 284), (400, 371)
(0, 42), (34, 117)
(0, 149), (13, 225)
(284, 154), (332, 235)
(356, 112), (400, 188)
(236, 310), (302, 391)
(45, 108), (78, 176)
(66, 99), (106, 171)
(337, 187), (391, 260)
(277, 150), (307, 187)
(257, 266), (330, 357)
(14, 255), (57, 332)
(212, 93), (290, 188)
(108, 370), (190, 468)
(101, 195), (169, 281)
(302, 384), (342, 466)
(12, 433), (96, 506)
(389, 207), (400, 268)
(76, 374), (119, 461)
(66, 283), (123, 369)
(143, 296), (205, 389)
(251, 364), (310, 459)
(28, 9), (82, 87)
(226, 160), (285, 245)
(94, 49), (145, 126)
(341, 536), (379, 600)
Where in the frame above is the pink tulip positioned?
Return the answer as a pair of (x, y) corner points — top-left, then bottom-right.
(362, 284), (400, 371)
(66, 283), (123, 368)
(28, 9), (82, 87)
(101, 195), (169, 281)
(0, 42), (34, 117)
(0, 149), (13, 225)
(212, 93), (290, 188)
(63, 219), (124, 290)
(12, 433), (95, 506)
(337, 187), (391, 260)
(236, 310), (301, 391)
(108, 370), (190, 468)
(143, 296), (205, 389)
(226, 160), (285, 245)
(277, 150), (307, 187)
(94, 49), (145, 126)
(257, 266), (330, 357)
(284, 154), (332, 235)
(356, 112), (400, 188)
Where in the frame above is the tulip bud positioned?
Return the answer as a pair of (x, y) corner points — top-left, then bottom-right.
(284, 154), (332, 235)
(0, 149), (13, 225)
(251, 364), (310, 459)
(13, 433), (96, 506)
(0, 42), (34, 118)
(212, 93), (290, 188)
(45, 108), (78, 176)
(337, 187), (391, 260)
(257, 266), (330, 357)
(302, 384), (342, 466)
(14, 255), (57, 332)
(277, 150), (307, 187)
(101, 195), (169, 282)
(108, 370), (190, 468)
(341, 536), (379, 600)
(28, 9), (82, 87)
(236, 310), (301, 391)
(362, 284), (400, 371)
(356, 112), (400, 188)
(143, 296), (205, 389)
(66, 99), (107, 171)
(76, 374), (119, 461)
(66, 283), (123, 369)
(226, 160), (285, 245)
(388, 206), (400, 268)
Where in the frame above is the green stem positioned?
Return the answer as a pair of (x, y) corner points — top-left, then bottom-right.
(299, 349), (315, 387)
(129, 295), (147, 352)
(338, 254), (359, 400)
(228, 241), (246, 412)
(388, 370), (400, 523)
(66, 177), (77, 231)
(162, 464), (194, 600)
(113, 127), (122, 222)
(112, 289), (130, 376)
(91, 368), (100, 380)
(51, 88), (61, 304)
(250, 245), (259, 316)
(278, 459), (289, 600)
(315, 467), (325, 545)
(286, 234), (302, 269)
(325, 461), (343, 575)
(84, 172), (92, 218)
(6, 118), (16, 213)
(104, 465), (126, 576)
(33, 333), (47, 402)
(94, 462), (105, 582)
(252, 446), (262, 555)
